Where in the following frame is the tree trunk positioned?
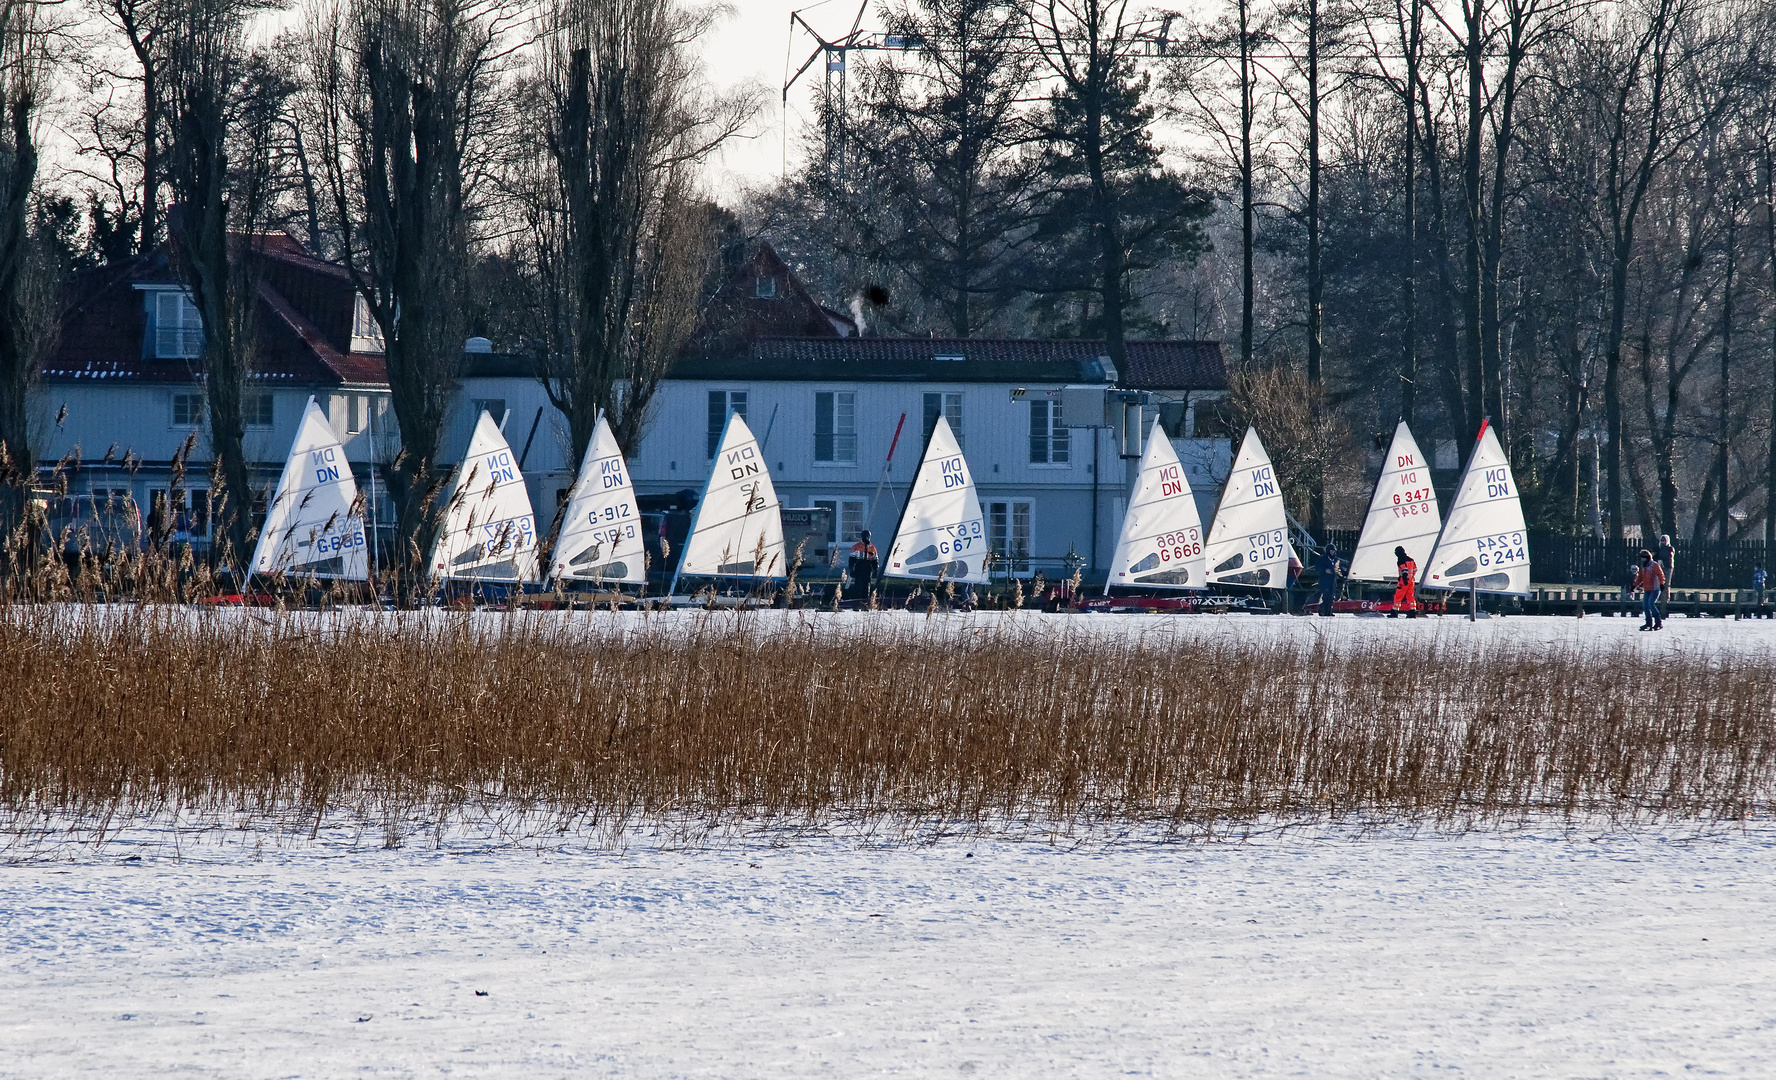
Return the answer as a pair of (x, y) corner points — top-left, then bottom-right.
(1304, 0), (1323, 535)
(1239, 0), (1254, 370)
(0, 91), (38, 532)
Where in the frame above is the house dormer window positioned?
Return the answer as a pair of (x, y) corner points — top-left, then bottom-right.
(754, 275), (777, 299)
(351, 293), (386, 354)
(152, 291), (204, 359)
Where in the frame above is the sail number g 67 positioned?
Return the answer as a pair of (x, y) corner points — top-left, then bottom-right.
(1154, 528), (1201, 562)
(1475, 531), (1526, 567)
(934, 520), (983, 554)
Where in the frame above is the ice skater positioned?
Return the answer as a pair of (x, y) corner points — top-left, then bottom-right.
(1389, 545), (1418, 618)
(1634, 549), (1666, 631)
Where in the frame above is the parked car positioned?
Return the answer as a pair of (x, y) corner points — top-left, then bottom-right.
(42, 493), (145, 566)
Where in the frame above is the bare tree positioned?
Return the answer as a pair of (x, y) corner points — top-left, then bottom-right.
(532, 0), (752, 465)
(304, 0), (506, 588)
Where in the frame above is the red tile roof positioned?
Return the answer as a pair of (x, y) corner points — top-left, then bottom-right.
(45, 244), (387, 386)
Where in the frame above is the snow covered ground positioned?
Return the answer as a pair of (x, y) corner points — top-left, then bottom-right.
(6, 819), (1776, 1077)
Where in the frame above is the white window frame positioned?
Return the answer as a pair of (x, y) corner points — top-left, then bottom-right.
(987, 499), (1034, 575)
(171, 392), (205, 428)
(923, 391), (964, 450)
(151, 290), (204, 359)
(243, 391), (274, 429)
(707, 389), (747, 458)
(814, 390), (857, 465)
(1029, 399), (1071, 466)
(351, 294), (386, 354)
(813, 496), (868, 546)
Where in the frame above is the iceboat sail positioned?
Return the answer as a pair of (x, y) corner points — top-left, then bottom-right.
(1203, 426), (1290, 588)
(1105, 416), (1205, 593)
(250, 397), (367, 580)
(551, 413), (645, 585)
(676, 411), (785, 581)
(429, 410), (540, 582)
(1347, 420), (1442, 583)
(1423, 419), (1529, 595)
(885, 414), (987, 584)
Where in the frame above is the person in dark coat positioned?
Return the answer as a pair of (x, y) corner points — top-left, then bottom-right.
(1314, 544), (1343, 617)
(846, 530), (880, 601)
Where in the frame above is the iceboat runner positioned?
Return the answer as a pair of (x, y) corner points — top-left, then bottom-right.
(244, 396), (369, 597)
(1340, 420), (1445, 615)
(549, 412), (645, 596)
(1423, 418), (1530, 618)
(882, 414), (987, 607)
(669, 411), (785, 602)
(1201, 426), (1292, 609)
(428, 409), (541, 600)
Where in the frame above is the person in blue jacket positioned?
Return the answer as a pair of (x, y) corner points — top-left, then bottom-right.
(1314, 543), (1344, 617)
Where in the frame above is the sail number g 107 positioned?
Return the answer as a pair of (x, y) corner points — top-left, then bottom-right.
(1245, 528), (1287, 565)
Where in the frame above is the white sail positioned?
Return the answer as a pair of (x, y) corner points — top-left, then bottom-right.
(250, 397), (367, 580)
(1348, 420), (1442, 583)
(551, 414), (645, 585)
(1105, 416), (1205, 593)
(885, 414), (988, 584)
(1424, 419), (1530, 595)
(677, 412), (786, 580)
(429, 410), (540, 582)
(1203, 426), (1291, 588)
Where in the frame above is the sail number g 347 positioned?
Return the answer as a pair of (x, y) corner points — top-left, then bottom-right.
(1475, 531), (1526, 567)
(1391, 484), (1434, 516)
(1154, 528), (1201, 562)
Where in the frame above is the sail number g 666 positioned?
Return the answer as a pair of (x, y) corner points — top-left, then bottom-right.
(1154, 528), (1201, 562)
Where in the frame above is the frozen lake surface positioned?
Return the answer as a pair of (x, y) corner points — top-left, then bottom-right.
(5, 819), (1775, 1077)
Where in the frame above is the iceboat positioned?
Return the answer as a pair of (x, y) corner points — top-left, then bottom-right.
(670, 411), (785, 594)
(429, 409), (541, 588)
(1347, 420), (1442, 584)
(883, 414), (988, 586)
(1423, 419), (1530, 596)
(1203, 426), (1291, 590)
(550, 413), (645, 589)
(1105, 416), (1205, 593)
(249, 397), (368, 582)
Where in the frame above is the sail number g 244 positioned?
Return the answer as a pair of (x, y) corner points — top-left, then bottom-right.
(1475, 531), (1527, 567)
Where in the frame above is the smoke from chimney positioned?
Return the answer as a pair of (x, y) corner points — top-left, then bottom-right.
(849, 294), (868, 335)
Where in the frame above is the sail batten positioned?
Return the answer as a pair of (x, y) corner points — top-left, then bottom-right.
(1348, 420), (1443, 583)
(1424, 419), (1530, 595)
(249, 398), (367, 580)
(1105, 417), (1205, 593)
(1203, 427), (1290, 589)
(430, 410), (540, 582)
(885, 415), (988, 584)
(677, 412), (786, 581)
(551, 414), (645, 585)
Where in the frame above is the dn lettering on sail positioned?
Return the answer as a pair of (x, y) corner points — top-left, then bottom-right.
(1251, 465), (1276, 498)
(310, 447), (340, 484)
(726, 445), (760, 481)
(1160, 463), (1183, 497)
(484, 451), (516, 485)
(1484, 466), (1512, 498)
(940, 456), (967, 488)
(600, 458), (625, 489)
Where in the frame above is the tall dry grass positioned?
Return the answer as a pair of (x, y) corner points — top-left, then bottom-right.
(2, 608), (1774, 846)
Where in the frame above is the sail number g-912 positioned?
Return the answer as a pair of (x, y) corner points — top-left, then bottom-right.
(1475, 531), (1526, 567)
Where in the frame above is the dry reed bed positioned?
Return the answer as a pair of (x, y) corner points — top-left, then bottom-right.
(2, 607), (1774, 840)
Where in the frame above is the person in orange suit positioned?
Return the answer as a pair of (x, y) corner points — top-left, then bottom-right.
(1389, 545), (1418, 618)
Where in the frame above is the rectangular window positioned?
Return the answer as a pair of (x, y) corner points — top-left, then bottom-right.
(148, 488), (211, 539)
(154, 291), (204, 359)
(754, 275), (777, 299)
(987, 500), (1033, 574)
(922, 392), (964, 450)
(814, 391), (857, 464)
(172, 393), (205, 428)
(351, 294), (386, 353)
(707, 390), (747, 457)
(244, 392), (274, 428)
(347, 395), (368, 434)
(1029, 400), (1070, 464)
